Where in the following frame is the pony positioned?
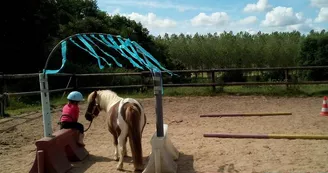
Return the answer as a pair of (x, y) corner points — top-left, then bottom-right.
(84, 89), (147, 171)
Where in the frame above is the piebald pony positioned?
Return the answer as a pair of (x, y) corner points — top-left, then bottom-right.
(85, 90), (146, 171)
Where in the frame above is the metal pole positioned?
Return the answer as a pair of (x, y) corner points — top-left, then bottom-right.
(39, 73), (53, 137)
(153, 71), (164, 137)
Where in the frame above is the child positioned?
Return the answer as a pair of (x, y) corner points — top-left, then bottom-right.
(60, 91), (85, 146)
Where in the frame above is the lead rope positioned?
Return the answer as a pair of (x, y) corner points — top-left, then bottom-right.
(84, 119), (93, 132)
(58, 113), (93, 132)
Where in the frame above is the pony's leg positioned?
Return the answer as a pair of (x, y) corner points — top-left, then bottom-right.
(123, 136), (128, 156)
(117, 127), (128, 170)
(113, 134), (119, 161)
(108, 127), (119, 161)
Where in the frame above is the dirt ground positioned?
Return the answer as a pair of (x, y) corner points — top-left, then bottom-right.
(1, 95), (328, 173)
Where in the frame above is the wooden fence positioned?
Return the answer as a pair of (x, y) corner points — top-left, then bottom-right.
(1, 66), (328, 116)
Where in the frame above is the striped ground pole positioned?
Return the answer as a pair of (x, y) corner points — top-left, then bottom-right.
(203, 133), (328, 140)
(200, 112), (292, 117)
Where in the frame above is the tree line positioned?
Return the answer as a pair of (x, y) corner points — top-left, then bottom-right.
(154, 30), (328, 81)
(2, 0), (328, 95)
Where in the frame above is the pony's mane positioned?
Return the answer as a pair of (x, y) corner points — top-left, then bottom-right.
(87, 89), (123, 111)
(87, 90), (117, 102)
(98, 89), (118, 97)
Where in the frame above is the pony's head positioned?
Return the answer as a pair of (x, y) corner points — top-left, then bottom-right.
(85, 90), (101, 121)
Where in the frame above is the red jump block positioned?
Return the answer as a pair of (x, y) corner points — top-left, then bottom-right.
(29, 129), (89, 173)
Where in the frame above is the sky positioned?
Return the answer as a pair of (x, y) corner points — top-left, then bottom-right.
(97, 0), (328, 36)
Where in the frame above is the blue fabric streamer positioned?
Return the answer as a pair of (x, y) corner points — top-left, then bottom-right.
(88, 34), (123, 67)
(75, 35), (105, 69)
(44, 41), (68, 74)
(82, 34), (122, 68)
(96, 34), (144, 69)
(131, 41), (174, 76)
(105, 35), (144, 69)
(44, 33), (176, 93)
(116, 37), (147, 66)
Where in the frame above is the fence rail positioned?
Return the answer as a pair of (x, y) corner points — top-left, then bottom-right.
(1, 65), (328, 79)
(6, 88), (75, 97)
(1, 66), (328, 116)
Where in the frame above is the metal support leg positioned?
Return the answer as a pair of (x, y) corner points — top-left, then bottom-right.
(153, 72), (164, 137)
(39, 73), (53, 137)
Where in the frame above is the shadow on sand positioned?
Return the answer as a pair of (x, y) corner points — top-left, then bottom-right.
(69, 154), (149, 173)
(126, 152), (196, 173)
(176, 152), (195, 173)
(69, 152), (195, 173)
(132, 152), (196, 173)
(69, 154), (113, 173)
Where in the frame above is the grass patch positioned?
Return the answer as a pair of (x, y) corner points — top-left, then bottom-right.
(3, 84), (328, 117)
(163, 84), (328, 97)
(5, 96), (68, 116)
(224, 84), (328, 97)
(163, 87), (215, 96)
(3, 91), (154, 117)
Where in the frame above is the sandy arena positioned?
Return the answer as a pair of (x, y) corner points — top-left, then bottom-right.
(1, 95), (328, 173)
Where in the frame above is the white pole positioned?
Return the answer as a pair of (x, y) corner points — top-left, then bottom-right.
(39, 73), (53, 137)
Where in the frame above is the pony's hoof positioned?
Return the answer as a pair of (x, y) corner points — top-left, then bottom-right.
(116, 164), (123, 170)
(113, 156), (119, 161)
(134, 167), (144, 172)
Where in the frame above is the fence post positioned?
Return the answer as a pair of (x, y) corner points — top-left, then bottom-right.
(0, 94), (8, 117)
(39, 73), (53, 137)
(0, 72), (5, 117)
(0, 94), (3, 117)
(285, 69), (289, 89)
(72, 73), (78, 90)
(140, 71), (147, 93)
(211, 71), (216, 92)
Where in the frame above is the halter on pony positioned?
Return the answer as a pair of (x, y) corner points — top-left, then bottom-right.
(85, 90), (101, 121)
(82, 90), (102, 132)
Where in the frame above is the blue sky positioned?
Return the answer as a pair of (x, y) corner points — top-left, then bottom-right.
(97, 0), (327, 36)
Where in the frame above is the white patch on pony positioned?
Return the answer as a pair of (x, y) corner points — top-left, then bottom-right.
(117, 99), (128, 129)
(117, 98), (145, 131)
(116, 98), (145, 170)
(96, 90), (123, 112)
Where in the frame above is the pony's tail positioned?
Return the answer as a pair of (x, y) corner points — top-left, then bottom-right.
(125, 103), (143, 170)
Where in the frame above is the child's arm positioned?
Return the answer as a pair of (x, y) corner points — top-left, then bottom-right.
(75, 106), (80, 122)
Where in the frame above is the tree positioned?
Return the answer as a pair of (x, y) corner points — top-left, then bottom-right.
(298, 30), (328, 81)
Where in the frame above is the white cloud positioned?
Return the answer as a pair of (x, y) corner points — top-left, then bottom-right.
(243, 0), (272, 12)
(286, 24), (312, 32)
(238, 16), (258, 25)
(286, 19), (314, 32)
(107, 9), (177, 30)
(99, 0), (212, 12)
(105, 8), (319, 36)
(261, 6), (305, 27)
(123, 12), (177, 29)
(315, 7), (328, 22)
(310, 0), (328, 8)
(246, 28), (259, 35)
(190, 12), (230, 26)
(260, 6), (317, 33)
